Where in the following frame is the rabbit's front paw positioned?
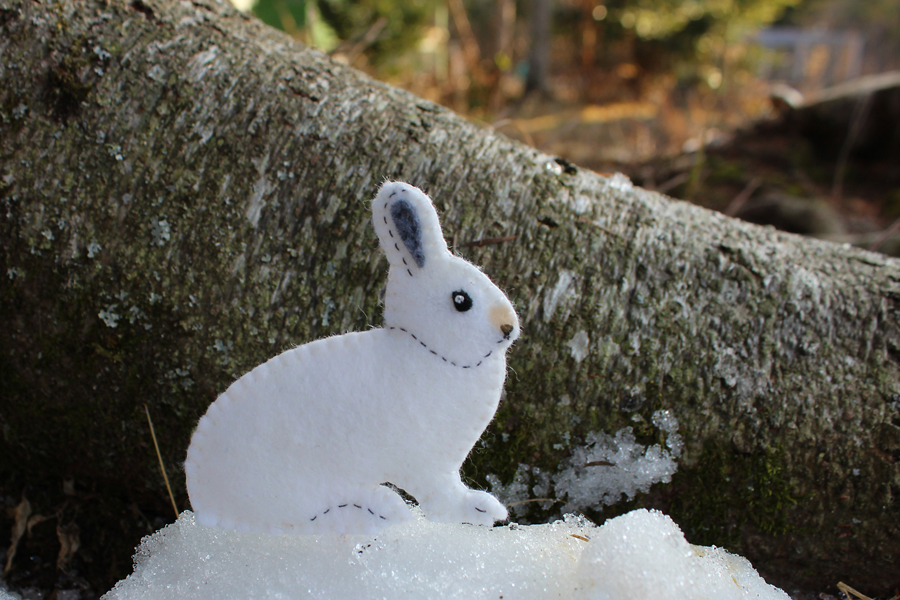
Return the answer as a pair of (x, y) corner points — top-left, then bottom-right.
(462, 490), (508, 526)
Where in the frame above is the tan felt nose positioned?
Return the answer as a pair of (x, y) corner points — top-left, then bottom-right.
(490, 305), (517, 331)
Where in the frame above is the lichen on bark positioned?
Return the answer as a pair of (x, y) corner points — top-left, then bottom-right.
(1, 0), (899, 596)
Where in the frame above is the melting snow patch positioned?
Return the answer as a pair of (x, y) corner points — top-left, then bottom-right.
(553, 426), (679, 513)
(488, 412), (683, 516)
(104, 509), (789, 600)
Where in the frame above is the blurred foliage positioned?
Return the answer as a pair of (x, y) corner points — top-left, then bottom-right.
(251, 0), (437, 64)
(556, 0), (803, 79)
(607, 0), (798, 41)
(783, 0), (900, 69)
(245, 0), (802, 78)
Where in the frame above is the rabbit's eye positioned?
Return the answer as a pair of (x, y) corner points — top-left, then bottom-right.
(452, 290), (473, 312)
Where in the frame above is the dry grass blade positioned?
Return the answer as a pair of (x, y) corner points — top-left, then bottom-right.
(144, 404), (179, 519)
(56, 522), (81, 572)
(837, 581), (873, 600)
(505, 498), (561, 507)
(3, 497), (31, 576)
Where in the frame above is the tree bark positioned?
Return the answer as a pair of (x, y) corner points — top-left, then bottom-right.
(0, 0), (898, 596)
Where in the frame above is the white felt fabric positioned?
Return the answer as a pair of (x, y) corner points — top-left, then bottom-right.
(185, 182), (520, 534)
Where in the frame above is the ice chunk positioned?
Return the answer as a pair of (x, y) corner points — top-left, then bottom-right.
(575, 509), (791, 600)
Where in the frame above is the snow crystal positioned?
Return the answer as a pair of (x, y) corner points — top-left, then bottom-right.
(104, 509), (789, 600)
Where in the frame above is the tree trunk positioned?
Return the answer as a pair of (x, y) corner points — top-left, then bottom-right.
(0, 0), (898, 596)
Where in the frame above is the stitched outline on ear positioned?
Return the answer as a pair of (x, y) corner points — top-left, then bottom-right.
(384, 195), (426, 274)
(388, 326), (507, 369)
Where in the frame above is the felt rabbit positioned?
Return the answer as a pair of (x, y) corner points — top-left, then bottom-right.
(185, 181), (520, 535)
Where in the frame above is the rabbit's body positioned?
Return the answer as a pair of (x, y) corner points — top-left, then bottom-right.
(186, 327), (508, 534)
(185, 182), (519, 535)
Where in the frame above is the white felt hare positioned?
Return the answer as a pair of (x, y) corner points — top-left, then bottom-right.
(185, 181), (520, 535)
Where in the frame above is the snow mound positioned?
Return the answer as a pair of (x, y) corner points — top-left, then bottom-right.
(104, 508), (789, 600)
(576, 510), (790, 600)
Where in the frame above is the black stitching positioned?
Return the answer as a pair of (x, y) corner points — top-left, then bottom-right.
(389, 230), (394, 238)
(383, 216), (388, 223)
(401, 257), (407, 265)
(407, 269), (413, 276)
(394, 243), (400, 251)
(387, 326), (500, 369)
(389, 193), (396, 199)
(474, 507), (486, 513)
(313, 503), (390, 524)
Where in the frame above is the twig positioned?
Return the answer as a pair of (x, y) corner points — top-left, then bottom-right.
(577, 217), (620, 238)
(330, 17), (387, 64)
(506, 497), (561, 507)
(144, 404), (179, 519)
(837, 581), (872, 600)
(832, 93), (873, 201)
(869, 214), (900, 253)
(585, 460), (615, 467)
(724, 177), (762, 217)
(447, 0), (481, 73)
(655, 172), (690, 195)
(458, 235), (518, 248)
(491, 118), (535, 147)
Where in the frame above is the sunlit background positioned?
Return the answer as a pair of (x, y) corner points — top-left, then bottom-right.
(231, 0), (900, 253)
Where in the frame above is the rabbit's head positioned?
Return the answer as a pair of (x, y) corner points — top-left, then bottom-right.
(372, 182), (519, 367)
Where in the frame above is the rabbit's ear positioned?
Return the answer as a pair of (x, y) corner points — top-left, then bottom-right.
(372, 182), (449, 275)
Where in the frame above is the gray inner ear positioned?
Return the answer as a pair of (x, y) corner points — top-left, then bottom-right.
(390, 199), (426, 268)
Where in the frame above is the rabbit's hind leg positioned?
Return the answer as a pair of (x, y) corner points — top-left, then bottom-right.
(404, 472), (508, 526)
(307, 485), (411, 535)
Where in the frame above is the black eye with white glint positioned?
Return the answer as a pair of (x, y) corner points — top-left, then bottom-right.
(451, 290), (473, 312)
